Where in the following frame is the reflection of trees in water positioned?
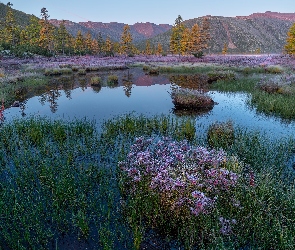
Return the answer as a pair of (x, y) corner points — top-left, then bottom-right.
(39, 88), (61, 113)
(169, 74), (209, 92)
(60, 76), (75, 100)
(19, 101), (27, 117)
(77, 76), (88, 91)
(123, 70), (133, 97)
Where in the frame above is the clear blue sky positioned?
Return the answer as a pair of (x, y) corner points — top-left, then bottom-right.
(3, 0), (295, 24)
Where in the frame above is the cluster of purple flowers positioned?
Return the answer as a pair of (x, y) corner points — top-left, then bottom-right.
(2, 54), (294, 72)
(119, 136), (241, 217)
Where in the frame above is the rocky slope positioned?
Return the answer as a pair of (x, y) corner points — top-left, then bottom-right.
(143, 12), (295, 54)
(49, 19), (172, 42)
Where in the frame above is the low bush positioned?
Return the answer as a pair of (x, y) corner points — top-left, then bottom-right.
(171, 88), (214, 110)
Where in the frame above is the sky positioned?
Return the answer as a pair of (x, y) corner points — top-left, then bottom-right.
(4, 0), (295, 24)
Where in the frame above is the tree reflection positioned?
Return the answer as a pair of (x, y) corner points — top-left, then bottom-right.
(39, 88), (61, 113)
(169, 74), (209, 92)
(123, 70), (133, 97)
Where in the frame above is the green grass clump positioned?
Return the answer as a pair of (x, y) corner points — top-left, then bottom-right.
(207, 121), (235, 149)
(265, 65), (285, 74)
(44, 68), (72, 76)
(210, 75), (295, 120)
(207, 70), (236, 83)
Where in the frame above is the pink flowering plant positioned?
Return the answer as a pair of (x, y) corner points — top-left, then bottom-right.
(119, 136), (246, 244)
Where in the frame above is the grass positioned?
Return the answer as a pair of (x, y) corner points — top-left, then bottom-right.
(210, 74), (295, 120)
(0, 76), (50, 107)
(171, 88), (214, 110)
(0, 115), (295, 249)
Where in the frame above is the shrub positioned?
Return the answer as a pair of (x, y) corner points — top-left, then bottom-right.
(207, 121), (235, 149)
(171, 88), (214, 110)
(119, 136), (244, 247)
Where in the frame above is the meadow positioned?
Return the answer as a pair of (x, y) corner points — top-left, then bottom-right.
(0, 54), (295, 249)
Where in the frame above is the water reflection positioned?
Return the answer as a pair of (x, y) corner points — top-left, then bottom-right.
(3, 68), (295, 139)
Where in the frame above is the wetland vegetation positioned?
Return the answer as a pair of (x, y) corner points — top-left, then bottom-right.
(1, 54), (295, 249)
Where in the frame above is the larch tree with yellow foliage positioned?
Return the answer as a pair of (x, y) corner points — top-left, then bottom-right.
(120, 25), (133, 55)
(180, 28), (191, 55)
(170, 15), (185, 55)
(39, 7), (55, 54)
(284, 23), (295, 55)
(1, 2), (20, 46)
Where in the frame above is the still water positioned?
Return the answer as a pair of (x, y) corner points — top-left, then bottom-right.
(3, 68), (295, 139)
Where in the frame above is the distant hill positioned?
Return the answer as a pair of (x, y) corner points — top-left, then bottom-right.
(143, 12), (295, 54)
(1, 3), (294, 54)
(49, 19), (172, 42)
(0, 2), (33, 28)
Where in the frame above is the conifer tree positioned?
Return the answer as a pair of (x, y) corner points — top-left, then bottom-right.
(156, 43), (163, 56)
(19, 16), (41, 47)
(1, 2), (20, 46)
(222, 43), (228, 55)
(104, 36), (113, 56)
(189, 23), (201, 55)
(170, 15), (185, 55)
(74, 30), (85, 55)
(55, 20), (72, 55)
(39, 7), (55, 54)
(180, 27), (191, 55)
(145, 40), (152, 55)
(84, 31), (93, 54)
(97, 32), (104, 54)
(199, 17), (211, 53)
(120, 24), (133, 55)
(284, 23), (295, 55)
(91, 39), (99, 55)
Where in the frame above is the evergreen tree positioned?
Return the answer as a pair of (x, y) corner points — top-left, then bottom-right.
(120, 24), (133, 55)
(84, 31), (92, 54)
(189, 23), (201, 55)
(74, 30), (85, 55)
(222, 43), (228, 55)
(180, 27), (191, 55)
(145, 40), (152, 55)
(156, 43), (163, 56)
(104, 36), (113, 56)
(285, 23), (295, 55)
(199, 17), (211, 53)
(91, 39), (99, 55)
(55, 20), (72, 55)
(39, 7), (55, 54)
(1, 2), (20, 47)
(97, 32), (104, 54)
(170, 15), (185, 55)
(20, 16), (41, 47)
